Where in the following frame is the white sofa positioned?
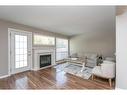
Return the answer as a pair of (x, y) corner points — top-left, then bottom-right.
(68, 53), (98, 68)
(92, 60), (115, 86)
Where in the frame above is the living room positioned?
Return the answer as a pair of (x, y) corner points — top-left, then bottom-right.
(0, 6), (116, 89)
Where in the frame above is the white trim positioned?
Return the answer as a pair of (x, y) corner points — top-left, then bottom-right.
(8, 28), (32, 34)
(0, 74), (10, 79)
(55, 37), (56, 62)
(8, 29), (11, 76)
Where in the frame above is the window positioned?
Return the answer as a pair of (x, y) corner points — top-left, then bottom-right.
(34, 34), (55, 45)
(56, 38), (68, 61)
(15, 35), (27, 68)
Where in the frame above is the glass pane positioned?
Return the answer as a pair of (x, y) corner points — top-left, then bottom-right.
(20, 55), (24, 61)
(24, 61), (27, 67)
(20, 42), (24, 48)
(16, 55), (20, 62)
(19, 49), (24, 55)
(34, 34), (55, 45)
(15, 35), (20, 42)
(24, 49), (27, 54)
(15, 62), (20, 68)
(15, 35), (28, 68)
(15, 42), (20, 49)
(19, 61), (24, 67)
(24, 42), (27, 49)
(56, 38), (68, 61)
(56, 52), (68, 61)
(16, 49), (20, 55)
(24, 54), (27, 61)
(20, 36), (24, 42)
(24, 36), (27, 42)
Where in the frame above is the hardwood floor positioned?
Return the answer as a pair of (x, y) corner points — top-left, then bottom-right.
(0, 66), (115, 89)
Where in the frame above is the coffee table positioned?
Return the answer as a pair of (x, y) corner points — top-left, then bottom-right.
(65, 57), (87, 72)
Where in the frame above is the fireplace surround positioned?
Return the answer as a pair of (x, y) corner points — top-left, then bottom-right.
(33, 47), (55, 71)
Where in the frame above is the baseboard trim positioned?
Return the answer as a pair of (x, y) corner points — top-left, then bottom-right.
(0, 74), (10, 79)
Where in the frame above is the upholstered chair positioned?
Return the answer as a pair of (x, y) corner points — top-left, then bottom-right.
(92, 60), (115, 86)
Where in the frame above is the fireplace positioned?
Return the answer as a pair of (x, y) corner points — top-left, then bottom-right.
(40, 54), (51, 68)
(33, 47), (55, 71)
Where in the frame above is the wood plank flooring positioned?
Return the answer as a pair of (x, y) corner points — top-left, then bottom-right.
(0, 66), (115, 89)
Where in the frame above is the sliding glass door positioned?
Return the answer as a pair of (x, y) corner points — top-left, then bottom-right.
(56, 38), (68, 61)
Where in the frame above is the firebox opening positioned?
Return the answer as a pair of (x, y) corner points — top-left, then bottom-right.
(40, 54), (51, 68)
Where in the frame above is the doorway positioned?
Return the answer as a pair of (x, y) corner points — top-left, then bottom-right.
(8, 28), (32, 74)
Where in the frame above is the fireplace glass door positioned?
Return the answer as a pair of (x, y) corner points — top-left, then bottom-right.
(40, 54), (51, 68)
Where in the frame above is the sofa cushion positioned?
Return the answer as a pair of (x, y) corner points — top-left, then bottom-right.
(84, 53), (97, 59)
(70, 53), (78, 58)
(71, 58), (78, 61)
(86, 62), (96, 68)
(90, 54), (98, 59)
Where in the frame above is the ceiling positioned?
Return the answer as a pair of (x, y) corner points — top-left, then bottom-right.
(0, 6), (115, 36)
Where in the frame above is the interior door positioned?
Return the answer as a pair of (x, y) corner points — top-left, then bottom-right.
(10, 29), (32, 74)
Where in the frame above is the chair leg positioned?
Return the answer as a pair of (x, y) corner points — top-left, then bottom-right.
(109, 79), (112, 87)
(92, 74), (94, 80)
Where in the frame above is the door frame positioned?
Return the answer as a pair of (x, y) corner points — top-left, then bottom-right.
(8, 28), (32, 75)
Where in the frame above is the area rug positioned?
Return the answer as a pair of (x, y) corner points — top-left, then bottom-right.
(53, 63), (93, 79)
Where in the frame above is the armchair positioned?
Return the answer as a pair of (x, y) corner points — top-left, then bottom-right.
(92, 60), (115, 86)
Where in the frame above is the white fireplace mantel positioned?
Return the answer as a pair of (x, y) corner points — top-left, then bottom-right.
(33, 47), (56, 71)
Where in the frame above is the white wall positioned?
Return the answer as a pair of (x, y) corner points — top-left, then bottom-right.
(116, 12), (127, 89)
(70, 30), (115, 57)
